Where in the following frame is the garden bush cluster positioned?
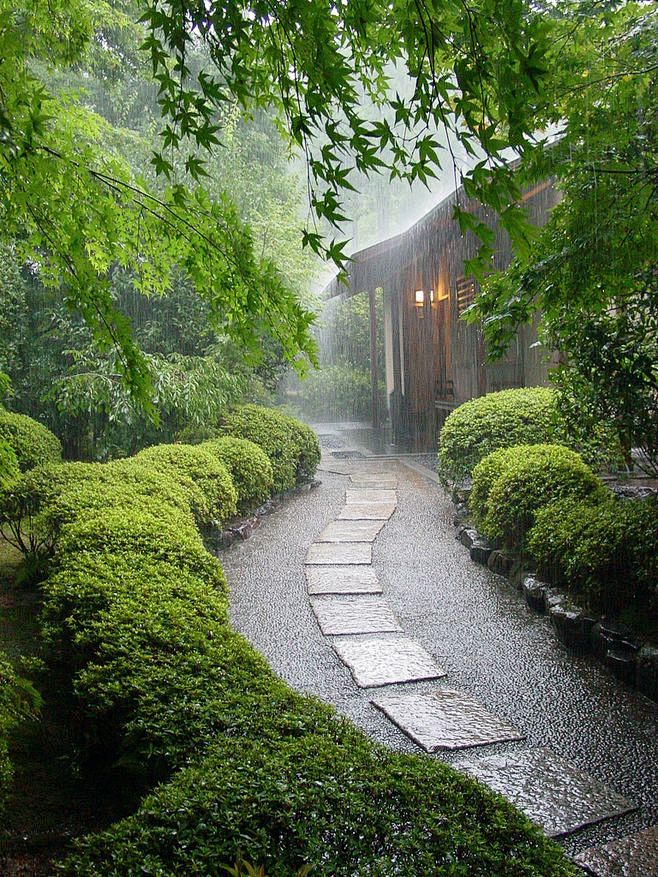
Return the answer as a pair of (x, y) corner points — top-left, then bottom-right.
(0, 409), (62, 472)
(464, 423), (656, 620)
(294, 364), (386, 423)
(0, 405), (576, 874)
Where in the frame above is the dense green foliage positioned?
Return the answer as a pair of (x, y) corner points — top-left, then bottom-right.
(36, 456), (574, 876)
(221, 405), (321, 493)
(473, 444), (604, 547)
(438, 388), (559, 487)
(470, 3), (657, 467)
(0, 438), (18, 491)
(202, 438), (274, 513)
(294, 365), (386, 423)
(135, 444), (237, 527)
(0, 651), (41, 815)
(0, 409), (62, 472)
(528, 496), (658, 617)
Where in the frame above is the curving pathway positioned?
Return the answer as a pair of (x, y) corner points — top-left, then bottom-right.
(223, 459), (658, 876)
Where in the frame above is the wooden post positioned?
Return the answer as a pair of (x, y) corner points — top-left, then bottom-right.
(368, 287), (380, 429)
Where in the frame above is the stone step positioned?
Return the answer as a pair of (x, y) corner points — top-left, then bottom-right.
(305, 542), (372, 565)
(573, 824), (658, 877)
(338, 502), (396, 520)
(331, 634), (446, 687)
(316, 520), (385, 543)
(310, 595), (401, 635)
(306, 566), (382, 595)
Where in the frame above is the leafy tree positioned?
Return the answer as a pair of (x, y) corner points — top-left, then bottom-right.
(468, 2), (657, 465)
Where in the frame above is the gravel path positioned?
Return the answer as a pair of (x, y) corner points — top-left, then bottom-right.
(221, 458), (658, 862)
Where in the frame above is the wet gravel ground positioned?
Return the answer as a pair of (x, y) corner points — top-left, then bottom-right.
(221, 458), (658, 858)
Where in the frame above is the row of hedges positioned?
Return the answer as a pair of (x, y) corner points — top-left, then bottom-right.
(437, 387), (622, 488)
(469, 442), (657, 618)
(0, 412), (575, 873)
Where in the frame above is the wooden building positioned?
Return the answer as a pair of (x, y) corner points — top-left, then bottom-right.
(322, 179), (560, 451)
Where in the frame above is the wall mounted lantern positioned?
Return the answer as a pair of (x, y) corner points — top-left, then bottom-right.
(415, 289), (425, 318)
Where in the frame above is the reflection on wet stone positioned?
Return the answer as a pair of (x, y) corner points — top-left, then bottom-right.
(456, 748), (636, 837)
(305, 543), (372, 565)
(332, 635), (447, 687)
(573, 824), (658, 877)
(349, 477), (398, 489)
(311, 596), (402, 635)
(317, 520), (385, 542)
(345, 488), (398, 505)
(371, 689), (525, 751)
(306, 566), (382, 595)
(338, 503), (396, 520)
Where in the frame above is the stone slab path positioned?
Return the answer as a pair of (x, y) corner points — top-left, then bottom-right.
(223, 458), (658, 871)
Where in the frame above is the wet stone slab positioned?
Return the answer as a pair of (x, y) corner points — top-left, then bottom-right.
(573, 824), (658, 877)
(455, 747), (636, 837)
(371, 689), (525, 752)
(346, 488), (397, 505)
(311, 596), (402, 635)
(317, 520), (385, 543)
(338, 503), (397, 521)
(350, 476), (398, 490)
(306, 566), (382, 595)
(305, 543), (372, 566)
(332, 635), (447, 687)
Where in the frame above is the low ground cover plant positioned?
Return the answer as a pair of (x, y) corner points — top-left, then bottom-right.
(202, 437), (274, 512)
(0, 410), (577, 874)
(0, 409), (62, 472)
(220, 404), (321, 493)
(528, 495), (658, 618)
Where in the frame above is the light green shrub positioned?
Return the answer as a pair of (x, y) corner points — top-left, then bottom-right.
(0, 437), (18, 491)
(202, 437), (274, 512)
(528, 495), (658, 615)
(0, 409), (62, 471)
(469, 445), (523, 531)
(477, 444), (605, 546)
(437, 387), (559, 487)
(221, 405), (320, 493)
(135, 444), (237, 526)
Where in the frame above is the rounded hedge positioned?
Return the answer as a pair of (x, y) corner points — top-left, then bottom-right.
(438, 388), (559, 487)
(0, 409), (62, 472)
(202, 437), (274, 512)
(528, 495), (658, 615)
(0, 437), (18, 492)
(135, 444), (238, 526)
(475, 444), (605, 546)
(220, 405), (320, 494)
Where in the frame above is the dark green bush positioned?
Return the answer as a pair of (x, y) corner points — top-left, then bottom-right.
(476, 444), (605, 547)
(528, 495), (658, 615)
(0, 652), (41, 815)
(135, 443), (238, 526)
(60, 729), (575, 877)
(220, 405), (320, 493)
(202, 437), (274, 512)
(0, 408), (62, 472)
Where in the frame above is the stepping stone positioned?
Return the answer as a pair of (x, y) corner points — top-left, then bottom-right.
(311, 596), (402, 635)
(573, 824), (658, 877)
(351, 472), (397, 483)
(371, 689), (525, 752)
(346, 488), (397, 505)
(332, 635), (446, 687)
(350, 476), (398, 489)
(455, 747), (636, 837)
(317, 520), (385, 543)
(338, 503), (396, 521)
(306, 566), (382, 595)
(305, 543), (371, 565)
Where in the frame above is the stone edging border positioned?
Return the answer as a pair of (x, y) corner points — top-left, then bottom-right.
(451, 515), (657, 703)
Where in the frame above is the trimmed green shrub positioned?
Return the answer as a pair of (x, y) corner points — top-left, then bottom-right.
(60, 730), (575, 877)
(469, 445), (523, 531)
(135, 444), (238, 526)
(0, 409), (62, 471)
(438, 387), (559, 487)
(202, 437), (274, 512)
(528, 495), (658, 615)
(0, 652), (17, 813)
(0, 437), (18, 491)
(476, 444), (605, 546)
(221, 405), (320, 493)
